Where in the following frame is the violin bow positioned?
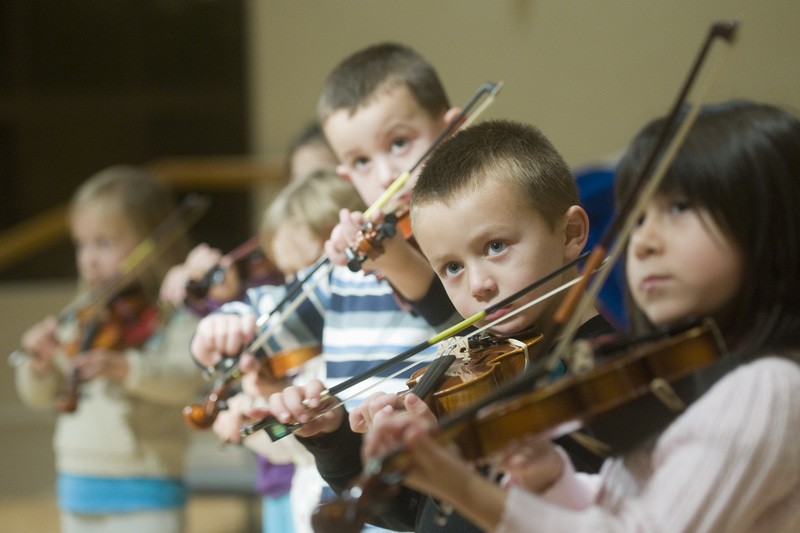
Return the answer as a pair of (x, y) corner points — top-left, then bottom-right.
(210, 82), (504, 379)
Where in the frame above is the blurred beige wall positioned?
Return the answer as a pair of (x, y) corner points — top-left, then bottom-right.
(246, 0), (800, 168)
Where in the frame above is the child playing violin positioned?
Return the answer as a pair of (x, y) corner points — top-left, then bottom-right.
(362, 101), (800, 532)
(11, 166), (205, 533)
(210, 168), (366, 533)
(158, 120), (337, 314)
(263, 119), (617, 532)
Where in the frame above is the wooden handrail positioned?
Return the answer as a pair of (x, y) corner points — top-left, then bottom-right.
(0, 156), (287, 272)
(0, 204), (71, 272)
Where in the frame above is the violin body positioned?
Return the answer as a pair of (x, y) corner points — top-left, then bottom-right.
(183, 374), (237, 430)
(460, 320), (724, 460)
(57, 287), (160, 413)
(407, 333), (542, 417)
(264, 345), (323, 380)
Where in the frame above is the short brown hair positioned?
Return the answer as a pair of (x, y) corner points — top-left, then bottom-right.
(317, 42), (450, 122)
(412, 119), (577, 230)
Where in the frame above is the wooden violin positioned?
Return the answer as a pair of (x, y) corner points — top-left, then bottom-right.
(183, 343), (323, 430)
(407, 331), (542, 418)
(312, 320), (726, 533)
(58, 286), (160, 412)
(345, 209), (413, 273)
(185, 236), (283, 303)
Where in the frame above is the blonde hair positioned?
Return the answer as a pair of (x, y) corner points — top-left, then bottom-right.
(260, 168), (365, 263)
(70, 165), (189, 301)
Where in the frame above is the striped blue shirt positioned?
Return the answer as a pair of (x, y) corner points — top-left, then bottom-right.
(221, 264), (457, 405)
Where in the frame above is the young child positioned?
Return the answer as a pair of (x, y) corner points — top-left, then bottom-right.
(12, 166), (205, 533)
(362, 101), (800, 532)
(211, 168), (366, 533)
(263, 119), (617, 532)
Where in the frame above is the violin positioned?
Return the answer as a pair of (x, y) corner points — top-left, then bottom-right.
(345, 208), (413, 273)
(54, 194), (210, 413)
(312, 320), (727, 533)
(57, 286), (161, 412)
(406, 331), (542, 418)
(185, 236), (283, 303)
(183, 343), (322, 430)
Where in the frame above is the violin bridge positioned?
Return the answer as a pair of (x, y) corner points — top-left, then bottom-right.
(444, 336), (471, 362)
(649, 377), (686, 413)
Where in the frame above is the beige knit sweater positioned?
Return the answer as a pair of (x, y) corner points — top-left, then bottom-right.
(14, 308), (205, 478)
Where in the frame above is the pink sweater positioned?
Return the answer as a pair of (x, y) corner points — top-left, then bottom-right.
(496, 356), (800, 532)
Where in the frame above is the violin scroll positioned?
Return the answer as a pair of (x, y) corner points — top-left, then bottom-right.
(183, 387), (230, 430)
(345, 212), (407, 273)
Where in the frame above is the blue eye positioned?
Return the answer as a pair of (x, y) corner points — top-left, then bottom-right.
(487, 241), (506, 256)
(443, 262), (462, 278)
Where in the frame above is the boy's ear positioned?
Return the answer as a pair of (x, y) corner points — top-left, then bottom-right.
(563, 205), (590, 261)
(335, 164), (353, 183)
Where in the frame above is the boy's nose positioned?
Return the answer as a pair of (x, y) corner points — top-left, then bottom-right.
(375, 158), (400, 189)
(469, 271), (498, 300)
